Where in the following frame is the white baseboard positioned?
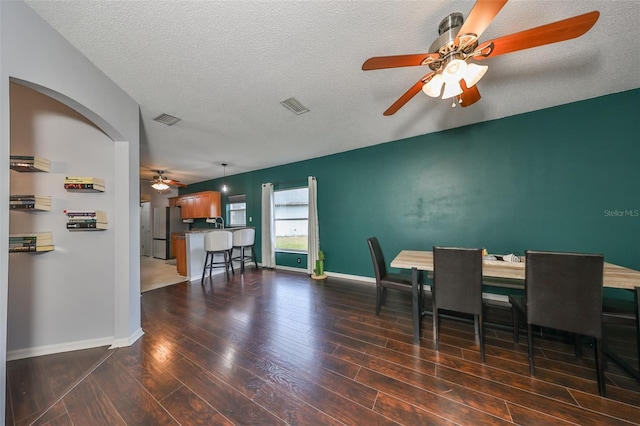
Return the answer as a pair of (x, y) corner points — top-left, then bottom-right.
(7, 336), (115, 361)
(325, 271), (376, 284)
(7, 327), (145, 361)
(111, 327), (144, 349)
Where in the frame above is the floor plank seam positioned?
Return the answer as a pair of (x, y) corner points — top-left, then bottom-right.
(26, 348), (116, 426)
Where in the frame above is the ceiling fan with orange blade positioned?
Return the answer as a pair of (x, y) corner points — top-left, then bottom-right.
(150, 170), (187, 191)
(362, 0), (599, 115)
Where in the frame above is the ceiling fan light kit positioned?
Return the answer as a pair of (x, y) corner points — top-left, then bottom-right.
(362, 0), (599, 115)
(151, 181), (170, 191)
(150, 170), (186, 191)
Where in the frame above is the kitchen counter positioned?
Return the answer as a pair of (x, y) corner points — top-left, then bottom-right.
(185, 230), (230, 281)
(184, 228), (252, 280)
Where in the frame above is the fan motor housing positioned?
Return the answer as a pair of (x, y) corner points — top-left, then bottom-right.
(428, 12), (479, 71)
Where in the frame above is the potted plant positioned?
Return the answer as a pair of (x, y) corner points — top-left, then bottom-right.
(312, 250), (327, 280)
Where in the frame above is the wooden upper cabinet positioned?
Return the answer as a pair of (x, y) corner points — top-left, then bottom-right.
(168, 196), (181, 207)
(177, 191), (221, 219)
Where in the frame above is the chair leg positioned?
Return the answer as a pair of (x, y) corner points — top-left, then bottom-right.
(228, 250), (235, 275)
(375, 286), (382, 316)
(434, 308), (440, 350)
(595, 337), (606, 397)
(223, 251), (231, 277)
(512, 306), (520, 343)
(574, 334), (582, 359)
(478, 314), (485, 363)
(251, 244), (259, 269)
(240, 246), (246, 273)
(527, 324), (535, 375)
(201, 252), (210, 284)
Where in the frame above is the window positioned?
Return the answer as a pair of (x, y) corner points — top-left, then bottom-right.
(274, 187), (308, 252)
(228, 194), (246, 226)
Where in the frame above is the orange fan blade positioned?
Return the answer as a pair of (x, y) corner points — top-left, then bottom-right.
(167, 180), (188, 188)
(475, 11), (599, 60)
(362, 53), (440, 71)
(383, 72), (435, 116)
(458, 81), (481, 107)
(457, 0), (508, 39)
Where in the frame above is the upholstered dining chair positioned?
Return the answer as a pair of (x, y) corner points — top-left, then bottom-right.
(231, 228), (258, 273)
(432, 247), (485, 362)
(509, 250), (606, 396)
(367, 237), (422, 316)
(201, 231), (234, 282)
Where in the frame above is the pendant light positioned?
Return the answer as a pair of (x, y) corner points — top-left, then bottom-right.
(221, 163), (228, 193)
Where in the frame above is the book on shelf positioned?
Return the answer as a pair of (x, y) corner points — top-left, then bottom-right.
(66, 222), (108, 230)
(64, 209), (108, 222)
(9, 231), (53, 248)
(9, 244), (54, 253)
(64, 176), (105, 185)
(9, 155), (51, 172)
(63, 183), (105, 192)
(9, 195), (51, 211)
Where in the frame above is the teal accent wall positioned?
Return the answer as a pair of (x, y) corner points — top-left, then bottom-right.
(183, 89), (640, 298)
(276, 252), (308, 269)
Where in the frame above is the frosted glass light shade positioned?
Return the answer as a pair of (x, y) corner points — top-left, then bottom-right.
(151, 182), (170, 191)
(442, 59), (468, 84)
(422, 73), (444, 97)
(441, 81), (463, 99)
(463, 63), (488, 88)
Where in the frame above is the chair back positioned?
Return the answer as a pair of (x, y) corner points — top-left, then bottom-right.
(367, 237), (387, 284)
(204, 231), (233, 252)
(525, 250), (604, 338)
(433, 247), (483, 315)
(233, 228), (255, 247)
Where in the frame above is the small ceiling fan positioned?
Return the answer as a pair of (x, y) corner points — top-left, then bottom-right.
(362, 0), (599, 115)
(150, 170), (187, 191)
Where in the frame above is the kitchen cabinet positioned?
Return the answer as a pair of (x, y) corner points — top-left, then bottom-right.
(170, 232), (181, 258)
(178, 191), (221, 219)
(175, 235), (187, 276)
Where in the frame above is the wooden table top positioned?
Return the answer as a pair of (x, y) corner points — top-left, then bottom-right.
(390, 250), (640, 290)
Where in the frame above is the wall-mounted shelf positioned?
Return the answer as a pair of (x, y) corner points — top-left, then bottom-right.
(9, 155), (50, 173)
(9, 232), (54, 253)
(65, 210), (108, 231)
(64, 176), (105, 192)
(10, 195), (51, 212)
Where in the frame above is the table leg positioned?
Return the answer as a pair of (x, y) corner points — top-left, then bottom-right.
(412, 267), (420, 344)
(635, 286), (640, 374)
(604, 286), (640, 382)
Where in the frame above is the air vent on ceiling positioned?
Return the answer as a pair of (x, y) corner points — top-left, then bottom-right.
(153, 113), (181, 126)
(280, 97), (309, 115)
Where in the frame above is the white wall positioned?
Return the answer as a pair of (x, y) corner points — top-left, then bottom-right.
(8, 83), (116, 356)
(1, 1), (141, 415)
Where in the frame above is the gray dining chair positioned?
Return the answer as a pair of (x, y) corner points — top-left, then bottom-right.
(367, 237), (422, 316)
(509, 250), (606, 396)
(433, 246), (485, 362)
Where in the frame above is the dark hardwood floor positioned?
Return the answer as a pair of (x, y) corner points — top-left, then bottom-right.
(6, 268), (640, 425)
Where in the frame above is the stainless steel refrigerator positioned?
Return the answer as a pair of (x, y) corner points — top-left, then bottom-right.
(152, 207), (187, 259)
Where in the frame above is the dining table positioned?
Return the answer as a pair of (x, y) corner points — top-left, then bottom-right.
(390, 250), (640, 352)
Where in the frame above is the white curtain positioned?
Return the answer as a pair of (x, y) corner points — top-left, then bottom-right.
(307, 176), (320, 275)
(261, 183), (276, 268)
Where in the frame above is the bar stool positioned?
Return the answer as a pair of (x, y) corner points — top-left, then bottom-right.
(231, 228), (258, 273)
(201, 231), (234, 282)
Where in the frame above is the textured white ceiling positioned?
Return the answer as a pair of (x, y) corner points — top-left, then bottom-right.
(25, 0), (640, 185)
